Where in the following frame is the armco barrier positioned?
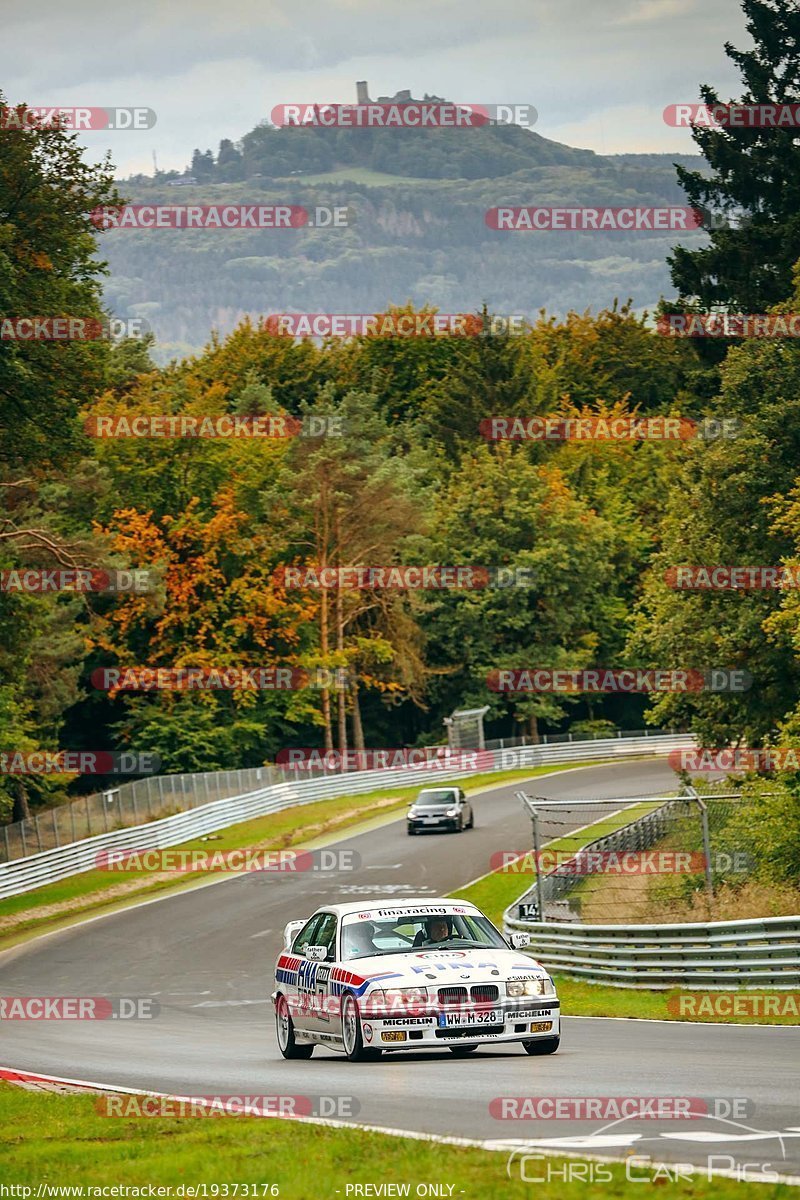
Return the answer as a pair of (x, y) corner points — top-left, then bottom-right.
(0, 732), (691, 899)
(503, 910), (800, 989)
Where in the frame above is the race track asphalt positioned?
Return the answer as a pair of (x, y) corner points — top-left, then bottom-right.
(1, 759), (798, 1179)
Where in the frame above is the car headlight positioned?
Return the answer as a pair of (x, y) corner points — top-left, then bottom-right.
(378, 986), (428, 1003)
(446, 807), (458, 816)
(372, 987), (430, 1015)
(506, 976), (555, 997)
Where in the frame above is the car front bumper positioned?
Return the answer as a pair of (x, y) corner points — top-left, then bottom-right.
(407, 817), (459, 832)
(360, 998), (560, 1048)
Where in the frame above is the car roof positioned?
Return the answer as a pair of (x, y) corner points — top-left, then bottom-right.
(311, 898), (480, 918)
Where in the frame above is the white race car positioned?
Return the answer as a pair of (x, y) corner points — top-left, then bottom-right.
(272, 898), (560, 1062)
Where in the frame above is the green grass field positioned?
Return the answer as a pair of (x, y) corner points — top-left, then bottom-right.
(1, 1083), (792, 1198)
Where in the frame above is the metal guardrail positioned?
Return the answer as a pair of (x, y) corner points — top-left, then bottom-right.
(0, 732), (692, 899)
(0, 765), (287, 863)
(504, 911), (800, 989)
(0, 726), (676, 863)
(504, 795), (800, 988)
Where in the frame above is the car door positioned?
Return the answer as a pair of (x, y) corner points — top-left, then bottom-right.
(297, 911), (338, 1034)
(288, 913), (324, 1033)
(459, 788), (472, 827)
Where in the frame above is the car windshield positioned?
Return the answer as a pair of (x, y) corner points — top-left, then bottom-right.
(340, 911), (507, 960)
(415, 791), (456, 806)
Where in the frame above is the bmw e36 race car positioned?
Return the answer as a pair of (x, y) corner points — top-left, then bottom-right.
(272, 898), (559, 1061)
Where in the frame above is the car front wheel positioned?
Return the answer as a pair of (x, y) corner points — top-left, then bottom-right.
(522, 1035), (560, 1055)
(276, 994), (314, 1059)
(341, 994), (381, 1062)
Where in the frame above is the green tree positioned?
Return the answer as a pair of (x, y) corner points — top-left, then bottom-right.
(629, 329), (800, 744)
(0, 95), (120, 469)
(422, 444), (623, 739)
(669, 0), (800, 310)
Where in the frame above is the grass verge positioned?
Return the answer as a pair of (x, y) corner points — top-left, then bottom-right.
(0, 762), (599, 952)
(1, 1083), (792, 1197)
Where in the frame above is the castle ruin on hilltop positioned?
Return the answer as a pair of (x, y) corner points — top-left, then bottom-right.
(355, 82), (447, 105)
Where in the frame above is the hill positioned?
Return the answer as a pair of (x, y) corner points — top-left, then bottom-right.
(106, 102), (708, 359)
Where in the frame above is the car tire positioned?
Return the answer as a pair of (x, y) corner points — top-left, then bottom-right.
(275, 994), (314, 1059)
(468, 811), (474, 829)
(341, 993), (381, 1062)
(522, 1035), (560, 1055)
(449, 1044), (479, 1056)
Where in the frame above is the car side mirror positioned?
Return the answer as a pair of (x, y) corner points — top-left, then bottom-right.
(283, 920), (305, 950)
(510, 932), (531, 949)
(306, 945), (328, 961)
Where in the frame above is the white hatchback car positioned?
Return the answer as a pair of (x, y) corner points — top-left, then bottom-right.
(273, 898), (559, 1062)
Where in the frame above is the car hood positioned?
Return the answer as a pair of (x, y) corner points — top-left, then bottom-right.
(337, 947), (547, 986)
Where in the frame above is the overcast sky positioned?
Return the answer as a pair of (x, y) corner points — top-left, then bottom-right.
(0, 0), (749, 177)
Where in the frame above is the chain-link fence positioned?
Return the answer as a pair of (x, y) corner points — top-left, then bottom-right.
(0, 766), (286, 863)
(483, 728), (675, 751)
(512, 782), (755, 924)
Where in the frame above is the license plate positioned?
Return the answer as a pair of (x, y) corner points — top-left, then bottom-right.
(530, 1021), (552, 1033)
(440, 1009), (500, 1027)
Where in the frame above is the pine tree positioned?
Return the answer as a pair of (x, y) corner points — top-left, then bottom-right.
(669, 0), (800, 310)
